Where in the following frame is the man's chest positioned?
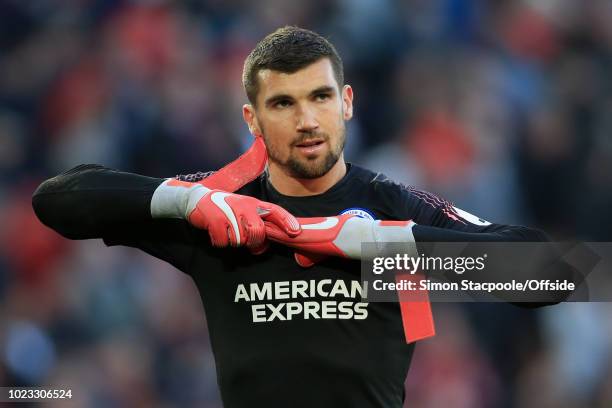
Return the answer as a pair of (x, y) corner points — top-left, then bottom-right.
(190, 247), (410, 382)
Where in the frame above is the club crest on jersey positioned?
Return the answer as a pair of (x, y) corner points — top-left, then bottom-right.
(339, 207), (375, 220)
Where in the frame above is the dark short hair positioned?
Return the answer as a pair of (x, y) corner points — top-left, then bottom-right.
(242, 26), (344, 106)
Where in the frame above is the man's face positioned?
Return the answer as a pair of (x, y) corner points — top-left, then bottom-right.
(243, 58), (353, 179)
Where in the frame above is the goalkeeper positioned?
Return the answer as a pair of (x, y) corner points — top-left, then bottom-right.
(32, 26), (561, 408)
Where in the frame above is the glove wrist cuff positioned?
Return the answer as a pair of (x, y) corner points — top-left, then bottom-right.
(332, 218), (417, 260)
(151, 179), (210, 219)
(372, 221), (416, 243)
(372, 221), (418, 258)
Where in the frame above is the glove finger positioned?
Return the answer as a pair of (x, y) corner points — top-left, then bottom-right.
(244, 215), (266, 247)
(294, 251), (328, 268)
(295, 252), (314, 268)
(264, 220), (293, 242)
(227, 224), (240, 247)
(248, 240), (269, 255)
(233, 204), (264, 246)
(208, 222), (231, 247)
(259, 203), (301, 236)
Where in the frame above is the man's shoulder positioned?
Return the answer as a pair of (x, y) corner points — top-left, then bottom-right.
(349, 164), (460, 223)
(350, 164), (410, 195)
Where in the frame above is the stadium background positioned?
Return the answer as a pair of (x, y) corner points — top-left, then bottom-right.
(1, 0), (612, 406)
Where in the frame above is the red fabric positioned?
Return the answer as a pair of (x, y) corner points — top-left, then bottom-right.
(396, 273), (436, 343)
(199, 137), (268, 191)
(379, 220), (411, 227)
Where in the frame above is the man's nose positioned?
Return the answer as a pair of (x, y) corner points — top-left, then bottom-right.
(296, 105), (319, 132)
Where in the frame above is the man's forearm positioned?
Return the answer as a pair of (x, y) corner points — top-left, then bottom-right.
(32, 164), (164, 240)
(412, 224), (550, 243)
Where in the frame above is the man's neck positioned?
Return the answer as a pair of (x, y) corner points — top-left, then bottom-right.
(267, 157), (347, 196)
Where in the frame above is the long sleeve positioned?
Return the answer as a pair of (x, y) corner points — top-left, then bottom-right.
(32, 164), (200, 273)
(411, 223), (550, 243)
(32, 164), (164, 240)
(392, 185), (580, 305)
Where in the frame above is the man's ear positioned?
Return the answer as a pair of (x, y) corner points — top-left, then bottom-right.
(342, 85), (354, 121)
(243, 104), (262, 137)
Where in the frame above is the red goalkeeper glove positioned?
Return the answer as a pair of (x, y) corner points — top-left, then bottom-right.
(264, 214), (417, 266)
(152, 179), (300, 251)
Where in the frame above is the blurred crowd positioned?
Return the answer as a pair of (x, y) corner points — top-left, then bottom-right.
(1, 0), (611, 407)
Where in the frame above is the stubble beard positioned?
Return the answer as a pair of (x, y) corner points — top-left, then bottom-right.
(264, 127), (346, 179)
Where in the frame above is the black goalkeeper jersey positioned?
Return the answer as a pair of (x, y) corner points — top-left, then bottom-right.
(32, 163), (549, 408)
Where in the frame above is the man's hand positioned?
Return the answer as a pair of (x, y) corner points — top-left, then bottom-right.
(151, 179), (300, 251)
(265, 214), (416, 267)
(187, 186), (301, 250)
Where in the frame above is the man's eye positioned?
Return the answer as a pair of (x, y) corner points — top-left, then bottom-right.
(274, 100), (292, 108)
(315, 93), (331, 101)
